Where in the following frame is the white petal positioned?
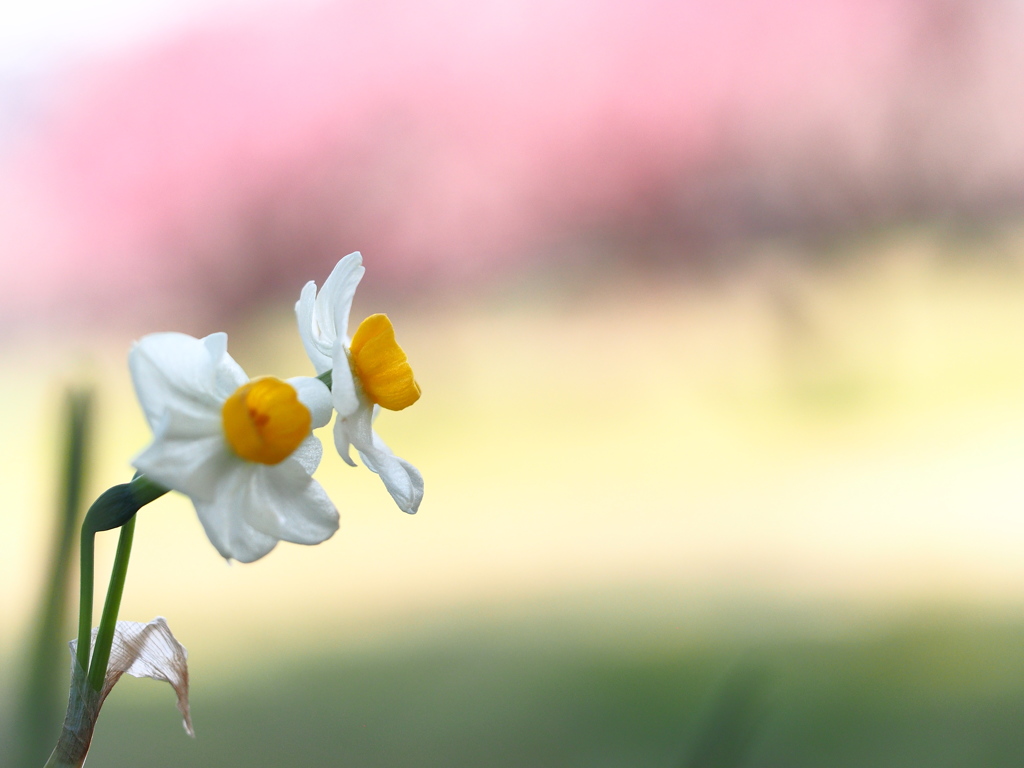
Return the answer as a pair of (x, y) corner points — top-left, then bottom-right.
(333, 401), (374, 467)
(241, 462), (339, 546)
(296, 281), (332, 374)
(330, 343), (361, 417)
(191, 462), (280, 562)
(288, 376), (332, 429)
(359, 442), (424, 515)
(332, 419), (356, 466)
(129, 333), (225, 430)
(192, 460), (339, 563)
(289, 435), (323, 474)
(131, 413), (226, 498)
(343, 407), (423, 514)
(317, 252), (364, 345)
(295, 253), (364, 375)
(203, 332), (248, 398)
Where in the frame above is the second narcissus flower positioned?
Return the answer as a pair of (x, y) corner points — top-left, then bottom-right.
(129, 331), (339, 562)
(296, 252), (424, 514)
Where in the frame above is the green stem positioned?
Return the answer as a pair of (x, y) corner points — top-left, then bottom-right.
(43, 747), (83, 768)
(47, 473), (168, 766)
(317, 368), (333, 390)
(129, 474), (170, 508)
(73, 473), (168, 688)
(87, 515), (136, 692)
(75, 528), (94, 679)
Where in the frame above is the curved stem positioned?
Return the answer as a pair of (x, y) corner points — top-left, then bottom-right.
(75, 529), (94, 678)
(87, 516), (136, 692)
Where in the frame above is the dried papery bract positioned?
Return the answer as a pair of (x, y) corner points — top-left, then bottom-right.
(47, 618), (192, 767)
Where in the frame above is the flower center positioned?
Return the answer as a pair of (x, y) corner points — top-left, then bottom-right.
(222, 377), (311, 464)
(349, 313), (421, 410)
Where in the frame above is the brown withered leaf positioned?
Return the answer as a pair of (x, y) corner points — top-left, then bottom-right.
(52, 617), (191, 767)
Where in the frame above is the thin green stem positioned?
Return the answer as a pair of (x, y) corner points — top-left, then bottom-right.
(87, 515), (136, 692)
(43, 746), (82, 768)
(75, 528), (94, 679)
(72, 472), (167, 689)
(47, 472), (167, 766)
(317, 368), (333, 390)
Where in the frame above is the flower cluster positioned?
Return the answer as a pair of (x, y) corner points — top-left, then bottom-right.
(129, 252), (421, 563)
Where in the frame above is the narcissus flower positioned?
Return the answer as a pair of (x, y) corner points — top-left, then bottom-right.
(129, 332), (338, 562)
(296, 252), (424, 514)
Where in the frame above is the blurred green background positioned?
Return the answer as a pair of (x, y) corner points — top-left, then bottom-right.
(4, 1), (1024, 765)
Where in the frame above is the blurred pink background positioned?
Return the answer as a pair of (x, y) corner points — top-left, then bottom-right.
(3, 0), (1024, 330)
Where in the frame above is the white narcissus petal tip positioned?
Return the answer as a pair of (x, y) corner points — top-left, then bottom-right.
(296, 252), (365, 376)
(360, 446), (424, 515)
(317, 251), (364, 345)
(296, 281), (332, 374)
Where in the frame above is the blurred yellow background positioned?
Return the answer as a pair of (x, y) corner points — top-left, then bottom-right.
(3, 231), (1024, 660)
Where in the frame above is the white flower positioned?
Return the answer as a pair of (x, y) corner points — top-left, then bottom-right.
(129, 332), (339, 563)
(296, 252), (424, 514)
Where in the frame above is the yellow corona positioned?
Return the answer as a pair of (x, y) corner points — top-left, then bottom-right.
(349, 313), (421, 410)
(222, 377), (311, 464)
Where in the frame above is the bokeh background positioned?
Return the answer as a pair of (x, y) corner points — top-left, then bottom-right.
(4, 0), (1024, 765)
